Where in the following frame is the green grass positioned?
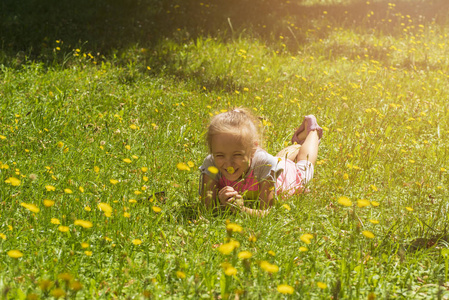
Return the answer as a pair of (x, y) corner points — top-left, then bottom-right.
(1, 0), (449, 299)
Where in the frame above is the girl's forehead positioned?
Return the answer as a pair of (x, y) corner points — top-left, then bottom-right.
(211, 133), (247, 152)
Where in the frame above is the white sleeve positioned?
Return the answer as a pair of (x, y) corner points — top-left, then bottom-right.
(198, 154), (220, 180)
(252, 149), (284, 182)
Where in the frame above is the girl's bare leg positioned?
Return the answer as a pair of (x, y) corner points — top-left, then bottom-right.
(275, 144), (301, 162)
(276, 119), (320, 165)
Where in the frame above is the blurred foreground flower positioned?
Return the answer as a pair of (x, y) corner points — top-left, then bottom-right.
(226, 223), (243, 233)
(45, 185), (56, 191)
(277, 284), (294, 294)
(132, 239), (142, 245)
(238, 251), (252, 259)
(176, 271), (186, 279)
(177, 162), (191, 171)
(300, 234), (313, 244)
(20, 202), (40, 213)
(5, 177), (21, 186)
(98, 203), (113, 217)
(7, 250), (23, 258)
(208, 166), (218, 174)
(74, 220), (93, 229)
(259, 261), (279, 273)
(362, 230), (375, 239)
(317, 282), (327, 289)
(218, 240), (240, 255)
(338, 196), (352, 207)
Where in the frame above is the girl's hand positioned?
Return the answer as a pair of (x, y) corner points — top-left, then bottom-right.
(218, 186), (242, 209)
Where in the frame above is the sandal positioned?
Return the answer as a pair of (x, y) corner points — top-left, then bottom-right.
(291, 115), (323, 145)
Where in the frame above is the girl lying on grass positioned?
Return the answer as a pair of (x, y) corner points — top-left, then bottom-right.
(199, 108), (322, 216)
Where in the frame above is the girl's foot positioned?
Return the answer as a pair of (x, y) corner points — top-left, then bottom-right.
(291, 115), (323, 145)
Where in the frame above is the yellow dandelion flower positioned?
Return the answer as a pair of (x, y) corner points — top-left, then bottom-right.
(277, 284), (294, 294)
(362, 230), (375, 239)
(226, 166), (235, 174)
(300, 234), (314, 244)
(51, 218), (60, 225)
(143, 176), (148, 182)
(218, 242), (236, 255)
(84, 206), (91, 212)
(176, 271), (186, 279)
(176, 162), (191, 171)
(129, 199), (137, 203)
(125, 145), (131, 150)
(0, 135), (6, 139)
(152, 206), (161, 213)
(259, 261), (279, 273)
(357, 199), (370, 208)
(123, 158), (132, 163)
(20, 202), (40, 213)
(45, 185), (56, 191)
(98, 203), (112, 217)
(81, 242), (89, 248)
(238, 251), (252, 259)
(343, 173), (349, 180)
(129, 124), (138, 130)
(110, 179), (119, 184)
(249, 235), (257, 242)
(405, 206), (413, 211)
(7, 250), (23, 258)
(369, 219), (379, 224)
(5, 177), (21, 186)
(70, 281), (83, 291)
(79, 186), (84, 193)
(226, 223), (243, 233)
(141, 167), (148, 172)
(63, 147), (69, 153)
(39, 280), (52, 291)
(132, 155), (138, 159)
(268, 250), (276, 256)
(58, 226), (69, 232)
(64, 188), (73, 194)
(94, 166), (100, 173)
(282, 204), (291, 210)
(299, 246), (308, 252)
(317, 282), (327, 289)
(371, 201), (380, 207)
(123, 212), (131, 218)
(57, 141), (64, 148)
(74, 220), (93, 229)
(0, 233), (6, 240)
(132, 239), (142, 245)
(51, 288), (66, 299)
(441, 167), (446, 172)
(208, 166), (219, 174)
(84, 251), (92, 256)
(338, 196), (352, 207)
(58, 273), (73, 282)
(224, 266), (237, 276)
(187, 161), (195, 167)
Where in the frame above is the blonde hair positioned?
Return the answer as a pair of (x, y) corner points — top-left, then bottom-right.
(206, 108), (262, 154)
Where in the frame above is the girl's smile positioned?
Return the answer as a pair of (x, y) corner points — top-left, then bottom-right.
(211, 133), (253, 181)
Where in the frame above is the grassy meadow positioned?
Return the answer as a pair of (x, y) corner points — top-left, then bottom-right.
(1, 0), (449, 298)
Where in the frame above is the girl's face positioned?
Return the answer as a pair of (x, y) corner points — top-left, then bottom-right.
(211, 133), (253, 181)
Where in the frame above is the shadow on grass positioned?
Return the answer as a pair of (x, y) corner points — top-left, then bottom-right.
(1, 0), (448, 62)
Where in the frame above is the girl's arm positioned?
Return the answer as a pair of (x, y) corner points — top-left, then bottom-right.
(200, 173), (218, 208)
(229, 180), (275, 217)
